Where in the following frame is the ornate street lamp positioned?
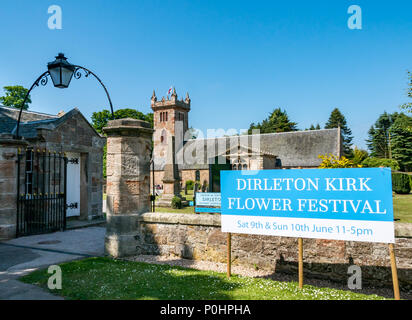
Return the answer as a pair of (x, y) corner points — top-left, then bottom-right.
(15, 53), (114, 138)
(47, 53), (75, 89)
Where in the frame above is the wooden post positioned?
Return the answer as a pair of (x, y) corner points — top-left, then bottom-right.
(296, 167), (304, 289)
(389, 243), (400, 300)
(227, 233), (232, 278)
(298, 237), (304, 289)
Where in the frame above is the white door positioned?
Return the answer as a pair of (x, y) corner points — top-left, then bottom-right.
(66, 152), (81, 217)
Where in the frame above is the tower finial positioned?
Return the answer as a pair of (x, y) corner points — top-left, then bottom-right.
(170, 87), (177, 101)
(151, 90), (157, 102)
(185, 92), (190, 104)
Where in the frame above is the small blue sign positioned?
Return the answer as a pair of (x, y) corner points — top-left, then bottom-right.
(195, 192), (221, 214)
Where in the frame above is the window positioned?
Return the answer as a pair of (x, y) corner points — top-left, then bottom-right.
(177, 112), (184, 121)
(159, 112), (168, 122)
(161, 130), (167, 144)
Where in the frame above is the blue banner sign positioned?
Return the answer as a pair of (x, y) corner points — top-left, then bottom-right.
(220, 168), (394, 243)
(195, 193), (221, 213)
(196, 193), (221, 206)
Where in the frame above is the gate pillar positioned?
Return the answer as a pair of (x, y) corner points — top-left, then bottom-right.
(0, 134), (28, 240)
(103, 118), (153, 257)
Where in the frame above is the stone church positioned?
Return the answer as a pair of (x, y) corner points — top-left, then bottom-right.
(150, 89), (343, 192)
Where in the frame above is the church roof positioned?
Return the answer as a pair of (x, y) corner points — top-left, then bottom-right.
(153, 128), (342, 170)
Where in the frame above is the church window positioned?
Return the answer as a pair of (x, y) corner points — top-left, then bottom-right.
(161, 130), (167, 144)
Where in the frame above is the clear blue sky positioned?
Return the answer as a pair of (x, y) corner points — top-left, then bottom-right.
(0, 0), (411, 149)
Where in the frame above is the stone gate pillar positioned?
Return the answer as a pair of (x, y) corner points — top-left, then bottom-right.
(103, 118), (153, 257)
(0, 134), (28, 240)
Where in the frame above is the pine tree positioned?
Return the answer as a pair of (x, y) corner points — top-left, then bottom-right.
(366, 112), (399, 158)
(324, 108), (353, 156)
(400, 71), (412, 113)
(307, 124), (320, 130)
(390, 113), (412, 171)
(248, 108), (298, 134)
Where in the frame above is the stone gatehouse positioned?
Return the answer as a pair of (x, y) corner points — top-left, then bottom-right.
(0, 105), (105, 239)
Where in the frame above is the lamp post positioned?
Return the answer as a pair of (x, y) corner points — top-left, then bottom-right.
(47, 53), (76, 89)
(15, 53), (114, 139)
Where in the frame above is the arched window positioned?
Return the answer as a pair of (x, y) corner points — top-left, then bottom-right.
(242, 164), (248, 170)
(161, 130), (167, 144)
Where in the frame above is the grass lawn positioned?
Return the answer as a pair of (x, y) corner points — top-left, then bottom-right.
(20, 257), (387, 300)
(393, 193), (412, 223)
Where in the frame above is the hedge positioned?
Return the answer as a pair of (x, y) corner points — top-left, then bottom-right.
(392, 172), (411, 194)
(361, 157), (400, 171)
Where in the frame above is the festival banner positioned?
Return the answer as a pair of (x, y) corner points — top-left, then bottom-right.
(220, 168), (395, 243)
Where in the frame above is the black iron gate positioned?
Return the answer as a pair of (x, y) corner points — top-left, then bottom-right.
(16, 148), (67, 237)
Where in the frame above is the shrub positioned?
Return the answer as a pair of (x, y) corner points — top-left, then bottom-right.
(171, 196), (182, 209)
(185, 180), (194, 191)
(361, 157), (400, 171)
(350, 147), (368, 166)
(392, 173), (411, 194)
(318, 154), (360, 168)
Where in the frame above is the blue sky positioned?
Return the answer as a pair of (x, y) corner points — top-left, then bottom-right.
(0, 0), (411, 149)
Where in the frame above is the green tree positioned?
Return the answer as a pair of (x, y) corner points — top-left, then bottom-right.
(0, 85), (31, 110)
(366, 112), (399, 158)
(307, 123), (320, 130)
(361, 157), (400, 171)
(91, 108), (154, 134)
(390, 113), (412, 171)
(400, 71), (412, 113)
(324, 108), (353, 156)
(350, 147), (368, 166)
(186, 127), (199, 139)
(248, 108), (298, 134)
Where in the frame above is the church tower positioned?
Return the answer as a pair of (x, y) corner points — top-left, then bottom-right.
(151, 88), (190, 168)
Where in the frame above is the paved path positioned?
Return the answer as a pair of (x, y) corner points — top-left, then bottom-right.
(0, 227), (105, 300)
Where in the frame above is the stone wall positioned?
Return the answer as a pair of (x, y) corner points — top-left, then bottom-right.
(0, 136), (27, 240)
(134, 212), (412, 290)
(180, 169), (209, 186)
(151, 169), (210, 190)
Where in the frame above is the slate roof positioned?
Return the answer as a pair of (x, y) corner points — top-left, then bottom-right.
(0, 105), (57, 136)
(0, 105), (101, 139)
(155, 128), (342, 170)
